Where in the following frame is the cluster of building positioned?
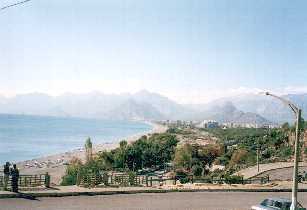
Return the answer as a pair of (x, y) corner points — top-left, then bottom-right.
(159, 120), (197, 128)
(194, 119), (278, 129)
(159, 119), (279, 129)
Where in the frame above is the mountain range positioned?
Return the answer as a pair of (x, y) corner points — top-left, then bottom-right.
(0, 90), (306, 124)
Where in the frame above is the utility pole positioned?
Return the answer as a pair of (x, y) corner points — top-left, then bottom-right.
(292, 109), (301, 210)
(257, 144), (260, 173)
(261, 92), (302, 210)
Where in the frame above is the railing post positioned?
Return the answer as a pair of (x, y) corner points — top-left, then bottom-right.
(76, 171), (80, 186)
(45, 172), (50, 188)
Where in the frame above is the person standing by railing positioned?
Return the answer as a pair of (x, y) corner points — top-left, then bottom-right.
(3, 162), (10, 191)
(10, 164), (19, 193)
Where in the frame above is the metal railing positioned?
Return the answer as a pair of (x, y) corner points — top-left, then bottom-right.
(77, 172), (270, 188)
(0, 173), (50, 189)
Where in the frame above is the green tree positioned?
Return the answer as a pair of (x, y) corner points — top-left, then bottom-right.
(173, 144), (193, 170)
(61, 157), (83, 185)
(229, 148), (249, 167)
(85, 137), (93, 162)
(192, 164), (203, 177)
(281, 122), (290, 132)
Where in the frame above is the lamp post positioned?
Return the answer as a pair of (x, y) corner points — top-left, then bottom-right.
(262, 92), (302, 210)
(257, 143), (260, 172)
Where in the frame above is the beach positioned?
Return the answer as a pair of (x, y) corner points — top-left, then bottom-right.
(16, 122), (167, 185)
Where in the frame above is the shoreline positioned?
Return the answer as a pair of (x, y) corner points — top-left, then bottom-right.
(16, 122), (168, 185)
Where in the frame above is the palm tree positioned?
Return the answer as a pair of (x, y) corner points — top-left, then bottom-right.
(85, 137), (93, 163)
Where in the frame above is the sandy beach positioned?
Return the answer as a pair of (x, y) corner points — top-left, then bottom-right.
(16, 122), (167, 185)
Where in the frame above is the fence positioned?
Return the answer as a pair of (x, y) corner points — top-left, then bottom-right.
(78, 172), (148, 187)
(77, 171), (270, 188)
(0, 173), (50, 189)
(147, 175), (270, 187)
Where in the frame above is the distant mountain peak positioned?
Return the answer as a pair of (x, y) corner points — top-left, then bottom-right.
(0, 91), (305, 124)
(217, 101), (237, 113)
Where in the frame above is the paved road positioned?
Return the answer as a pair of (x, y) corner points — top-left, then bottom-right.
(0, 192), (307, 210)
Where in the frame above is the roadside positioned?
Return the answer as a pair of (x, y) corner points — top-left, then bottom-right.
(1, 181), (307, 199)
(1, 192), (307, 210)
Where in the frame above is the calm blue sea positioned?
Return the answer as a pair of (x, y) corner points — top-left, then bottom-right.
(0, 114), (152, 165)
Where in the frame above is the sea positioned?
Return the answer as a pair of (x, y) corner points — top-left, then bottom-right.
(0, 114), (152, 165)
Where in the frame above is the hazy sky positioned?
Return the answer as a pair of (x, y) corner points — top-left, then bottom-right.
(1, 0), (307, 103)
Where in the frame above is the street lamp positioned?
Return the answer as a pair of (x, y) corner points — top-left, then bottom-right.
(261, 92), (302, 210)
(257, 140), (260, 172)
(1, 0), (31, 11)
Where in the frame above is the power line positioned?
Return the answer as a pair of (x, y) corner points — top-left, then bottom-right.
(0, 0), (31, 11)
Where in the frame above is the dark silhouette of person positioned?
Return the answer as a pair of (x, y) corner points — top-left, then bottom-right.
(3, 162), (10, 190)
(10, 164), (19, 193)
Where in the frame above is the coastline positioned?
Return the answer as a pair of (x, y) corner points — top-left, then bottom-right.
(17, 122), (168, 185)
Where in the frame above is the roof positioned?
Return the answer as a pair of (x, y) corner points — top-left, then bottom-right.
(267, 197), (291, 203)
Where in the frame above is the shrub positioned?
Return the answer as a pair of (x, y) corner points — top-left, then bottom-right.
(128, 171), (136, 186)
(61, 157), (83, 186)
(229, 149), (249, 166)
(175, 170), (190, 184)
(192, 165), (203, 177)
(261, 147), (275, 159)
(173, 144), (192, 170)
(279, 147), (293, 158)
(224, 175), (243, 184)
(61, 173), (77, 186)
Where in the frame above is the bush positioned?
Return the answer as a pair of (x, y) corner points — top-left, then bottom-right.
(224, 175), (243, 184)
(61, 173), (77, 186)
(173, 144), (192, 170)
(128, 171), (136, 186)
(262, 148), (274, 159)
(61, 158), (82, 186)
(175, 170), (190, 184)
(192, 165), (203, 177)
(279, 147), (293, 158)
(229, 149), (249, 166)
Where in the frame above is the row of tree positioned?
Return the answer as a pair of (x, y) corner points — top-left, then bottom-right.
(61, 122), (306, 185)
(97, 133), (179, 171)
(61, 133), (179, 185)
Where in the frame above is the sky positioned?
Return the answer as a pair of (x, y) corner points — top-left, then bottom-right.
(1, 0), (307, 103)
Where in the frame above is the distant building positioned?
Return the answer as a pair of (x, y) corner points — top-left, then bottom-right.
(200, 120), (219, 128)
(221, 122), (278, 129)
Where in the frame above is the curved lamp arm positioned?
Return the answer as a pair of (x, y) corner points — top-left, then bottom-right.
(260, 91), (299, 115)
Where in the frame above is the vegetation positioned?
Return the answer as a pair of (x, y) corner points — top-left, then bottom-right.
(61, 133), (179, 185)
(201, 124), (302, 173)
(173, 143), (223, 176)
(62, 121), (306, 186)
(61, 157), (83, 186)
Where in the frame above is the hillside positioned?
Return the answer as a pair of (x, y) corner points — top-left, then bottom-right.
(1, 90), (306, 124)
(196, 101), (271, 125)
(200, 93), (307, 123)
